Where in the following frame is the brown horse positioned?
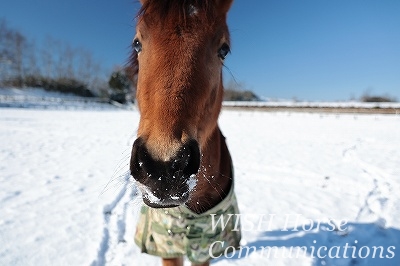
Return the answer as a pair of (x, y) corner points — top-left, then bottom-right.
(129, 1), (240, 265)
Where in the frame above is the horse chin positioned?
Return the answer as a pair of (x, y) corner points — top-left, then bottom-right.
(134, 168), (198, 208)
(142, 197), (182, 209)
(141, 190), (189, 208)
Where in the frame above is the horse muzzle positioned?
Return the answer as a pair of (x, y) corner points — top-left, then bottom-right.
(130, 137), (200, 208)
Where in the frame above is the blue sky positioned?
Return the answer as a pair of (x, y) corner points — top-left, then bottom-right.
(1, 0), (399, 101)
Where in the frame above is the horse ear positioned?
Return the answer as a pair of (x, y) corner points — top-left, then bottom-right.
(217, 0), (233, 14)
(140, 0), (148, 5)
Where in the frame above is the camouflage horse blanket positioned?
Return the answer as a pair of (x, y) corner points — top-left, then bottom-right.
(134, 184), (241, 263)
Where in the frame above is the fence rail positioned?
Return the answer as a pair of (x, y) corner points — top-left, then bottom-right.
(222, 101), (400, 114)
(0, 94), (126, 109)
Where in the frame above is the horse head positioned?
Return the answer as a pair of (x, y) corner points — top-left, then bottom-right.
(130, 0), (233, 209)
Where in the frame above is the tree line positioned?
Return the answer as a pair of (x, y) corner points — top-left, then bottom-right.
(0, 18), (133, 99)
(223, 79), (260, 101)
(1, 18), (260, 103)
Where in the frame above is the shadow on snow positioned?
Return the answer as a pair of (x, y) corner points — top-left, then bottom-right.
(213, 222), (400, 266)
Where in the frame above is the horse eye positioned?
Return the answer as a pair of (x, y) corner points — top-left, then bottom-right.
(218, 43), (230, 60)
(133, 38), (142, 53)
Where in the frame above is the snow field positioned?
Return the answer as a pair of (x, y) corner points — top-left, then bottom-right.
(0, 108), (399, 265)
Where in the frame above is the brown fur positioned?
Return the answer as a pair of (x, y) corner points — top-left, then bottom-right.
(132, 0), (231, 155)
(130, 1), (234, 265)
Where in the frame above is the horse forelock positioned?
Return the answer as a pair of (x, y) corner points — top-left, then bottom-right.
(137, 0), (216, 24)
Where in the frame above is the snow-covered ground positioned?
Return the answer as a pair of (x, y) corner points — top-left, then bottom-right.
(2, 87), (400, 110)
(223, 100), (400, 109)
(1, 108), (399, 266)
(0, 88), (121, 110)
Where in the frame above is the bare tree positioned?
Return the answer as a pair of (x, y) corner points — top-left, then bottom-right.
(76, 47), (102, 88)
(55, 41), (77, 79)
(25, 39), (41, 78)
(63, 44), (76, 79)
(1, 18), (107, 93)
(13, 31), (27, 85)
(0, 19), (29, 86)
(41, 36), (57, 79)
(0, 19), (12, 83)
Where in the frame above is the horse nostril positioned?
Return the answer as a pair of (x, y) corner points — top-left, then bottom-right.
(181, 139), (200, 176)
(172, 146), (190, 172)
(130, 138), (146, 181)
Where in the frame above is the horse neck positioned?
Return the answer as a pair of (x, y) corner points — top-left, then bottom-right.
(186, 126), (233, 214)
